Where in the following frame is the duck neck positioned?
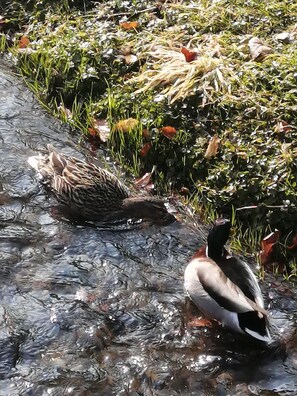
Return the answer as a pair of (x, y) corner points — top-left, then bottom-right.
(206, 243), (224, 261)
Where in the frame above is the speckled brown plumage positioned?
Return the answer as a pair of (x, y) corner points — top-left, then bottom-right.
(28, 145), (175, 224)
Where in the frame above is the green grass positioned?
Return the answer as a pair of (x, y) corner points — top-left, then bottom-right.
(1, 0), (297, 273)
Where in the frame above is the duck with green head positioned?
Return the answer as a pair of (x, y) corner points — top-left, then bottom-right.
(184, 218), (271, 343)
(28, 145), (175, 225)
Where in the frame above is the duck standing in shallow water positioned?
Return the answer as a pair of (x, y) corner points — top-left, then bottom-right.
(28, 145), (175, 225)
(184, 218), (271, 342)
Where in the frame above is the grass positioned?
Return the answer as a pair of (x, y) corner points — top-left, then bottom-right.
(1, 0), (297, 274)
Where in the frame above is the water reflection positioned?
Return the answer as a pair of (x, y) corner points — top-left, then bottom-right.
(0, 60), (296, 395)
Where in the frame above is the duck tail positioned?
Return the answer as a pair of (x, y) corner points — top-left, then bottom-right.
(238, 311), (271, 343)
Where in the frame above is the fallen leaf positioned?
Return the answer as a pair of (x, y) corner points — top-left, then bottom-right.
(187, 317), (213, 328)
(120, 21), (139, 30)
(180, 187), (190, 195)
(115, 118), (139, 133)
(142, 128), (150, 139)
(181, 47), (197, 62)
(259, 230), (280, 265)
(274, 120), (293, 133)
(19, 35), (30, 48)
(124, 53), (138, 64)
(88, 127), (97, 137)
(248, 37), (273, 62)
(287, 233), (297, 250)
(58, 103), (72, 119)
(161, 126), (177, 139)
(0, 15), (7, 25)
(91, 118), (110, 142)
(139, 142), (151, 157)
(135, 168), (155, 192)
(275, 32), (293, 43)
(204, 135), (220, 159)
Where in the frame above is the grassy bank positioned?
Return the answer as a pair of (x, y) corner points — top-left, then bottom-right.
(1, 0), (297, 272)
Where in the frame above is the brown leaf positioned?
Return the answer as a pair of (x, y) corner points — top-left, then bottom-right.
(139, 142), (151, 157)
(180, 187), (190, 196)
(142, 128), (150, 139)
(19, 35), (30, 48)
(120, 21), (139, 30)
(187, 317), (213, 328)
(115, 118), (139, 133)
(91, 118), (110, 142)
(259, 230), (280, 265)
(274, 120), (293, 133)
(134, 169), (155, 192)
(287, 233), (297, 251)
(204, 135), (220, 159)
(181, 47), (197, 62)
(248, 37), (273, 62)
(0, 15), (7, 25)
(161, 126), (177, 139)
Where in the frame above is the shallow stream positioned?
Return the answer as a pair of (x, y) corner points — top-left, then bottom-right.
(0, 61), (296, 395)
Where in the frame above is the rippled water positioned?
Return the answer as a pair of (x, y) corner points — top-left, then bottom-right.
(0, 60), (297, 396)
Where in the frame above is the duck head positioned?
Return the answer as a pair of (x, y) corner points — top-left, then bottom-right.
(122, 196), (175, 225)
(207, 218), (231, 260)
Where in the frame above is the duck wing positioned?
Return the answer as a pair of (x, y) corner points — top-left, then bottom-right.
(197, 259), (267, 315)
(216, 256), (264, 307)
(48, 152), (129, 204)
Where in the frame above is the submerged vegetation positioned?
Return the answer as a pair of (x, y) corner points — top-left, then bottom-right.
(0, 0), (297, 270)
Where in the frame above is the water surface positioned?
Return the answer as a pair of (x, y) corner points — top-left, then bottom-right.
(0, 61), (296, 396)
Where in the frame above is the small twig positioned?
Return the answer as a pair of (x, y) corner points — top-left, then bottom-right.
(236, 203), (296, 211)
(106, 6), (157, 20)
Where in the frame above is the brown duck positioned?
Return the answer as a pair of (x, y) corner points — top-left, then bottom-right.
(28, 145), (175, 224)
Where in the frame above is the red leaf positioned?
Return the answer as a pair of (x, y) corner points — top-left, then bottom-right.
(181, 47), (197, 62)
(260, 230), (280, 265)
(139, 142), (151, 157)
(161, 126), (177, 139)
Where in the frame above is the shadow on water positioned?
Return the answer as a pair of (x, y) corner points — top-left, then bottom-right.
(0, 60), (297, 395)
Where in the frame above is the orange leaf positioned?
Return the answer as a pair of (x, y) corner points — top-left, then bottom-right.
(88, 128), (97, 137)
(161, 126), (177, 139)
(120, 21), (139, 30)
(260, 230), (280, 265)
(204, 135), (220, 159)
(181, 47), (197, 62)
(19, 35), (30, 48)
(140, 142), (151, 157)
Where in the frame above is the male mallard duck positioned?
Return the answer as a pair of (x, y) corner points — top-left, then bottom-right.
(28, 145), (175, 224)
(184, 218), (271, 342)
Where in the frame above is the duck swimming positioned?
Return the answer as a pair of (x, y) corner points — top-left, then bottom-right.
(28, 145), (175, 225)
(184, 218), (271, 342)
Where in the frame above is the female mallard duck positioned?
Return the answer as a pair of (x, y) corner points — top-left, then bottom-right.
(184, 218), (271, 342)
(28, 145), (175, 224)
